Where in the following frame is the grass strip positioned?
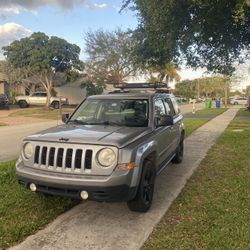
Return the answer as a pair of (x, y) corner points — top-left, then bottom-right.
(236, 108), (250, 117)
(192, 108), (227, 115)
(0, 162), (78, 249)
(142, 119), (250, 250)
(9, 108), (74, 120)
(183, 118), (209, 137)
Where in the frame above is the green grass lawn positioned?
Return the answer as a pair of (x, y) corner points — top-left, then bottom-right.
(9, 108), (74, 120)
(142, 118), (250, 250)
(0, 162), (78, 249)
(236, 108), (250, 116)
(183, 118), (210, 137)
(192, 108), (227, 115)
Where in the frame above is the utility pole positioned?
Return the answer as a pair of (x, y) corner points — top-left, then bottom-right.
(197, 78), (200, 100)
(224, 78), (228, 108)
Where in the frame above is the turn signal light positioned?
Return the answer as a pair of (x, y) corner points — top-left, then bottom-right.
(117, 162), (136, 170)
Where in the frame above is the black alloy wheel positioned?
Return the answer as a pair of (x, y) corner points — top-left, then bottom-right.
(127, 160), (156, 213)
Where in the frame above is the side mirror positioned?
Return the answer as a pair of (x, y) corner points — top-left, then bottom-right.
(62, 113), (70, 123)
(156, 115), (173, 127)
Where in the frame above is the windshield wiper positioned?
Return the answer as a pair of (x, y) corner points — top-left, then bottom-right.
(69, 120), (90, 125)
(69, 120), (123, 126)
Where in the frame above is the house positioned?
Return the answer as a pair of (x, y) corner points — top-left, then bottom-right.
(54, 77), (86, 105)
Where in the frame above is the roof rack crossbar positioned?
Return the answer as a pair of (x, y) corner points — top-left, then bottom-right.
(113, 82), (168, 89)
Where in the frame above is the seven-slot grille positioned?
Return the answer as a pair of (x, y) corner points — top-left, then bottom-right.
(34, 145), (93, 172)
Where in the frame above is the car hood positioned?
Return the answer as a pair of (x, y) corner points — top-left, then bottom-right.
(26, 124), (152, 148)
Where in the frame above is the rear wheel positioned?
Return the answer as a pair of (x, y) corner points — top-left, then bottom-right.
(127, 160), (156, 213)
(234, 102), (238, 105)
(172, 139), (184, 164)
(19, 100), (28, 108)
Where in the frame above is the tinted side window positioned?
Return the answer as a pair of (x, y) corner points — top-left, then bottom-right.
(164, 98), (176, 116)
(40, 93), (47, 97)
(155, 99), (166, 118)
(170, 97), (180, 115)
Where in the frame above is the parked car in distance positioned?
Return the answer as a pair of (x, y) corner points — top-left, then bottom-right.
(0, 94), (9, 108)
(15, 92), (68, 109)
(16, 86), (185, 213)
(229, 97), (248, 105)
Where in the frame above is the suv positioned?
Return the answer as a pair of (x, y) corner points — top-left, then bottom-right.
(15, 92), (68, 109)
(16, 87), (184, 212)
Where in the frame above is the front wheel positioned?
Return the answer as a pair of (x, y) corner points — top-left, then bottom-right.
(127, 160), (156, 213)
(172, 139), (184, 164)
(19, 100), (28, 108)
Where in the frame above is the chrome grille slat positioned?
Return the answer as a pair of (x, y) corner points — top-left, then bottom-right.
(71, 149), (76, 172)
(61, 148), (66, 170)
(53, 148), (58, 169)
(81, 149), (86, 172)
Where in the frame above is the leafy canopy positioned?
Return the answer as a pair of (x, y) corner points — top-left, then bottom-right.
(3, 32), (83, 74)
(84, 28), (140, 84)
(122, 0), (250, 75)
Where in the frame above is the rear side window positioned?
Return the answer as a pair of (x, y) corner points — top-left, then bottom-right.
(164, 98), (177, 116)
(170, 97), (180, 115)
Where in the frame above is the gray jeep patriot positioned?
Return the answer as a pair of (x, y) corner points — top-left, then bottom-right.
(16, 86), (184, 212)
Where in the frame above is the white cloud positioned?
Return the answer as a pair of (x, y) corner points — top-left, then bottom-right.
(0, 23), (32, 51)
(0, 0), (108, 16)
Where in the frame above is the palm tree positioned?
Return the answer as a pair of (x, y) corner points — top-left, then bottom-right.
(148, 63), (181, 85)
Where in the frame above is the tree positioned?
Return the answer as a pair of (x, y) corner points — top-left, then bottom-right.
(3, 32), (83, 107)
(84, 28), (140, 85)
(81, 79), (106, 96)
(122, 0), (250, 75)
(175, 76), (227, 98)
(174, 80), (196, 98)
(245, 86), (250, 96)
(0, 61), (32, 102)
(148, 63), (180, 85)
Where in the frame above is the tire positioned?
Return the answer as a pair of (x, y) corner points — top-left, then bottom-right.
(127, 160), (156, 213)
(19, 100), (28, 108)
(52, 101), (60, 109)
(172, 139), (184, 164)
(234, 102), (238, 105)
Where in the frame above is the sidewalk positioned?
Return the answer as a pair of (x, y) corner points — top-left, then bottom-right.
(10, 108), (239, 250)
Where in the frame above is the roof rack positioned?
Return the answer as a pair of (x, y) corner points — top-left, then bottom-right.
(113, 82), (168, 90)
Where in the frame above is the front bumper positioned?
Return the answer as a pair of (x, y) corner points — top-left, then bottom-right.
(16, 161), (137, 202)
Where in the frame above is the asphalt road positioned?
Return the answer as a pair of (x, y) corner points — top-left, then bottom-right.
(0, 120), (61, 162)
(0, 103), (204, 162)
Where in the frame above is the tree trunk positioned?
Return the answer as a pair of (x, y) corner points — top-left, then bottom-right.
(46, 86), (52, 108)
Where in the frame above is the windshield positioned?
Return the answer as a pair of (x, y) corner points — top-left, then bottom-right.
(70, 99), (149, 127)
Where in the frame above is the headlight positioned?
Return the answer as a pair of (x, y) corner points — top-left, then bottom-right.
(23, 143), (34, 159)
(97, 148), (116, 167)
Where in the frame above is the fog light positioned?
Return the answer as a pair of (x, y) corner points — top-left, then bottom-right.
(80, 190), (88, 200)
(29, 183), (37, 192)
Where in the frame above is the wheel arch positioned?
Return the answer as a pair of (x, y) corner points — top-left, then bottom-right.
(130, 141), (158, 189)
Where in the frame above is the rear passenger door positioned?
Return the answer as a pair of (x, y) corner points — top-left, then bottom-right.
(164, 97), (182, 151)
(154, 98), (174, 170)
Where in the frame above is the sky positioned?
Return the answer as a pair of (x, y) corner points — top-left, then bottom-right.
(0, 0), (249, 89)
(0, 0), (137, 59)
